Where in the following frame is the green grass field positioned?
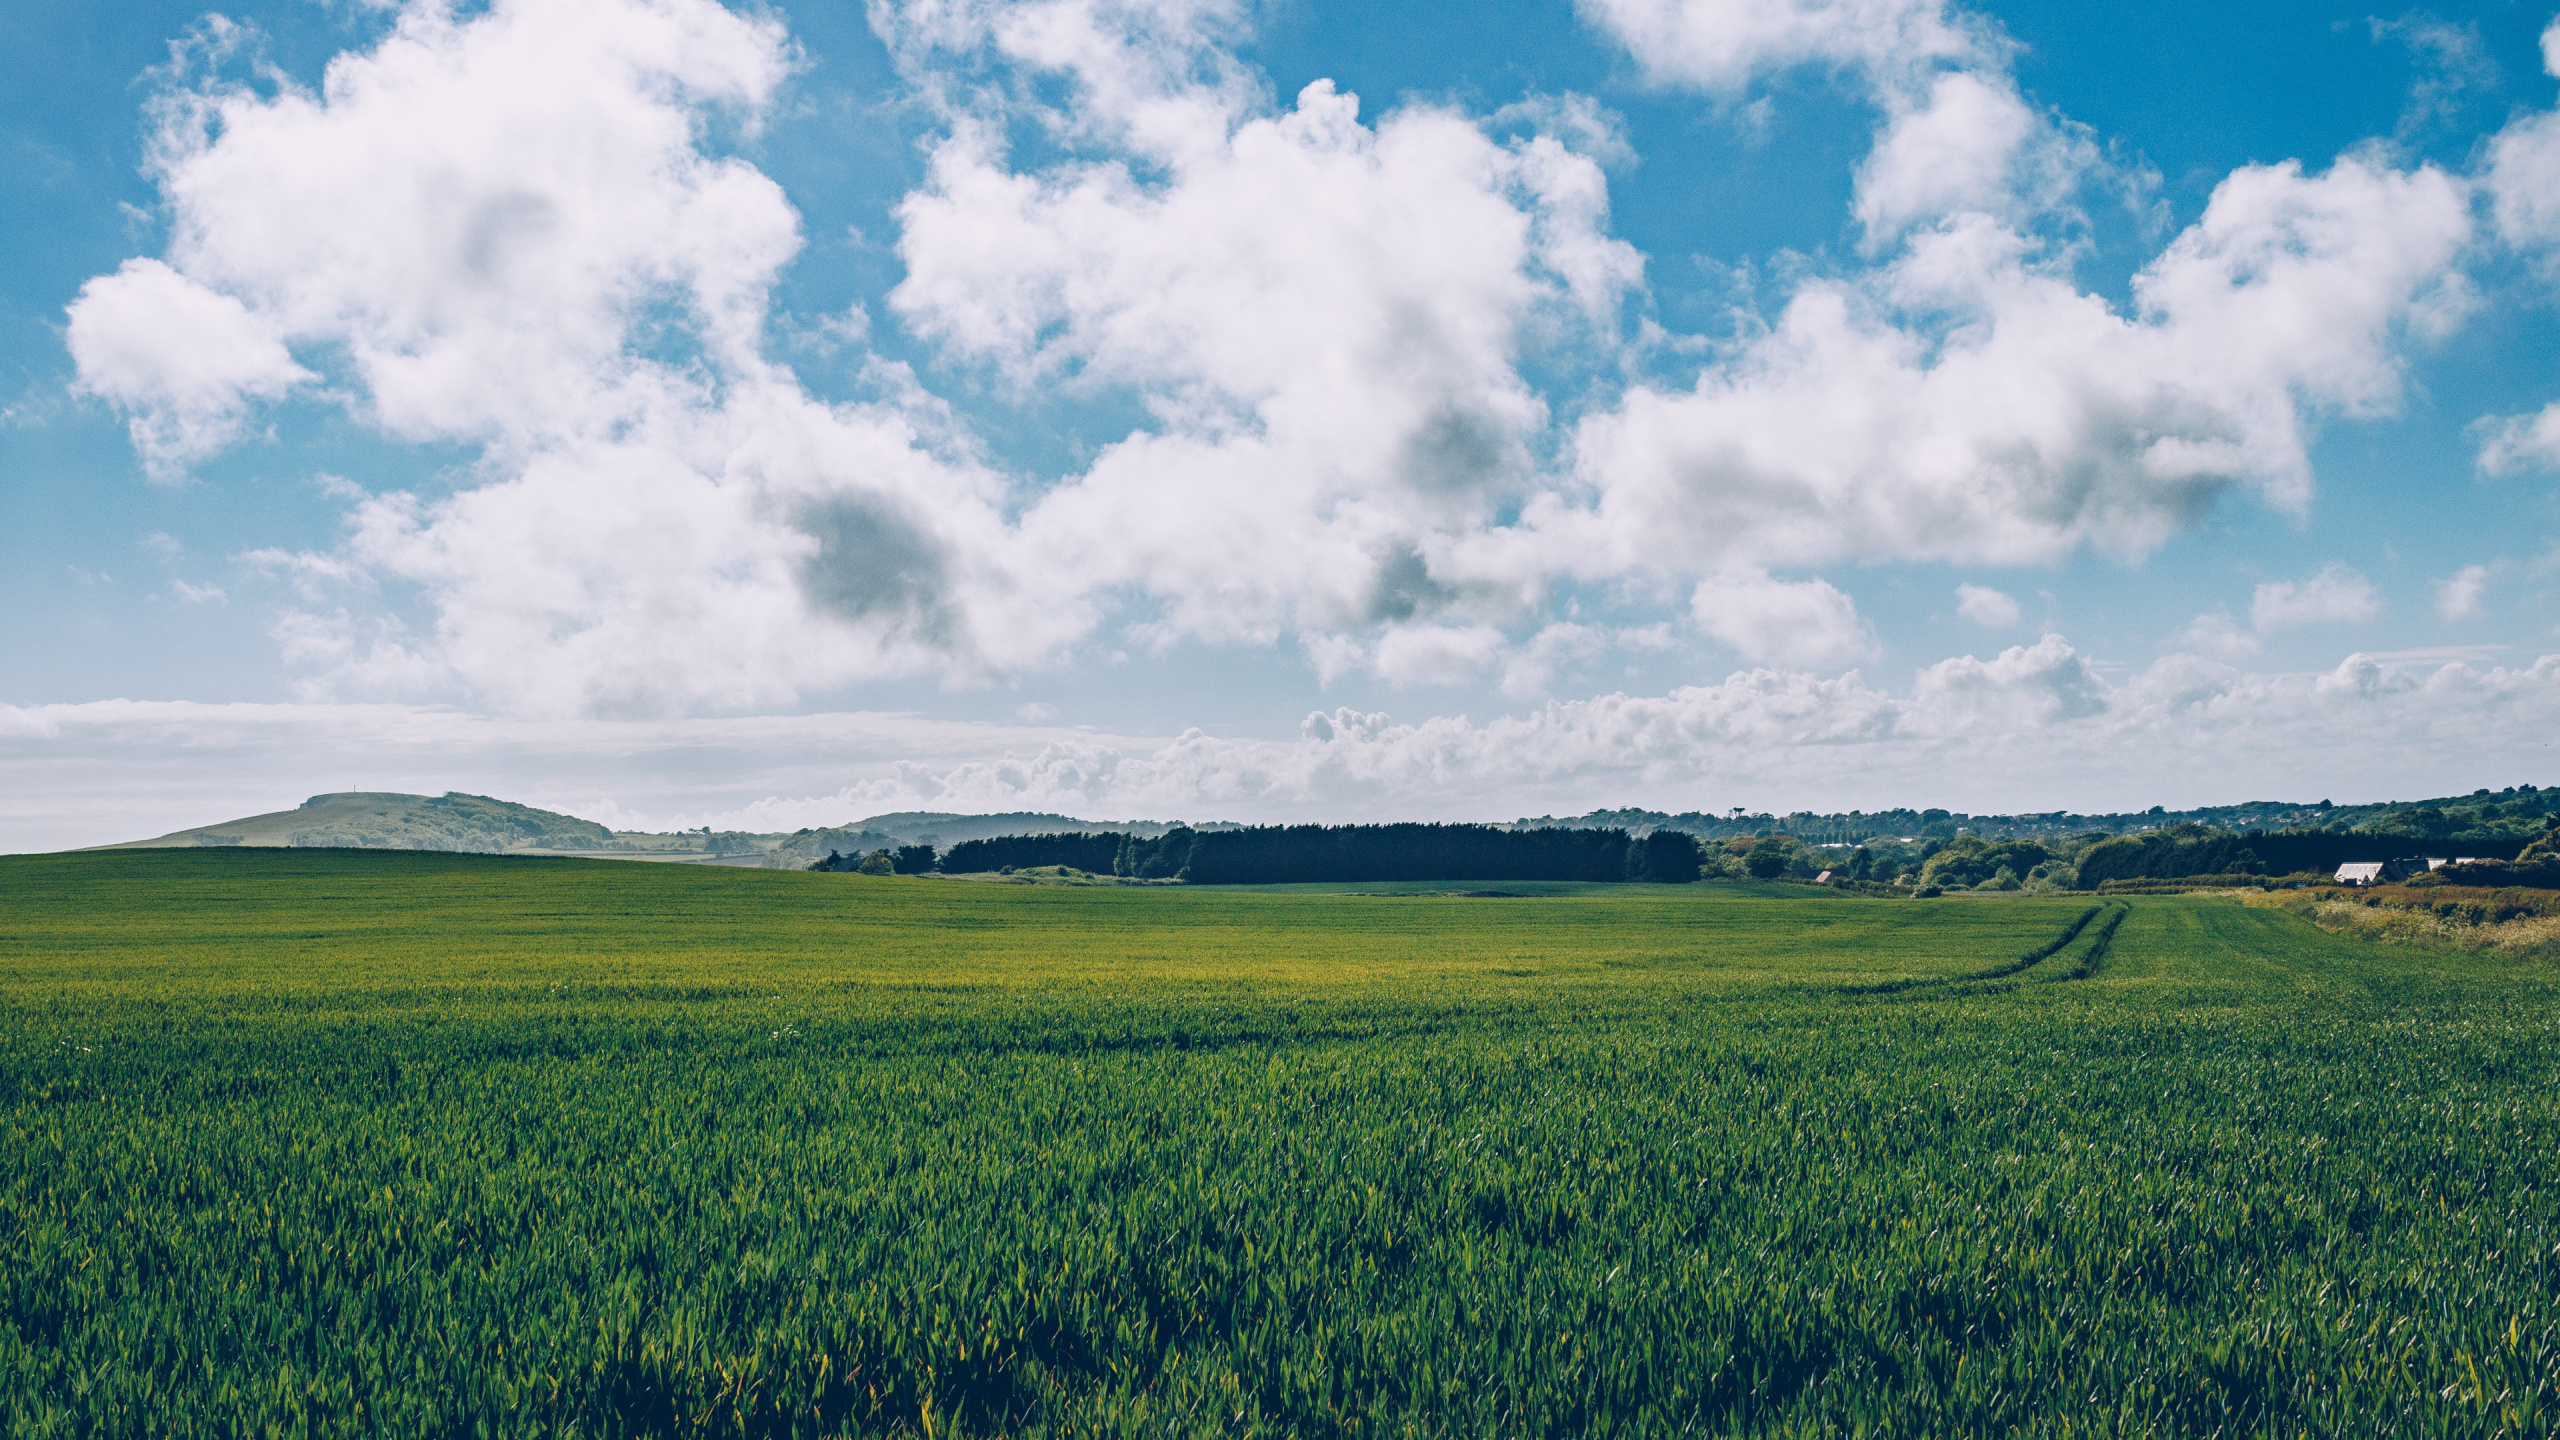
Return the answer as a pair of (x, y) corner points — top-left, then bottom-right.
(2, 850), (2556, 1437)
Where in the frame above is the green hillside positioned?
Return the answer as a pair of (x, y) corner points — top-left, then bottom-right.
(97, 790), (616, 854)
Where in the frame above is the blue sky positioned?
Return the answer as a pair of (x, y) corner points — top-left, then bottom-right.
(4, 0), (2559, 848)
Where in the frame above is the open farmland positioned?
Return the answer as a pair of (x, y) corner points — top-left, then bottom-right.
(2, 852), (2556, 1436)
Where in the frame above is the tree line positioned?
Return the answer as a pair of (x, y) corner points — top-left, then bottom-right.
(859, 824), (1704, 885)
(2071, 828), (2532, 886)
(813, 816), (2551, 891)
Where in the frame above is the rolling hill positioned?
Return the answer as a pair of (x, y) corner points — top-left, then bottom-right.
(98, 791), (618, 855)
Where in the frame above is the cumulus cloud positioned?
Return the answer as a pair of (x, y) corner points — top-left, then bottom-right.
(1548, 0), (2471, 594)
(2477, 405), (2560, 474)
(64, 0), (2491, 719)
(1572, 0), (1990, 93)
(2476, 19), (2560, 474)
(2434, 562), (2492, 620)
(1851, 71), (2101, 245)
(66, 258), (313, 479)
(1546, 156), (2469, 586)
(1904, 633), (2105, 733)
(2251, 562), (2383, 632)
(77, 0), (1655, 709)
(2170, 609), (2259, 662)
(73, 0), (1083, 714)
(1954, 582), (2021, 627)
(1691, 570), (1876, 668)
(2485, 18), (2560, 256)
(888, 0), (1642, 646)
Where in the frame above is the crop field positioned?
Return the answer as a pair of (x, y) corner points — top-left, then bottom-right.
(2, 851), (2557, 1437)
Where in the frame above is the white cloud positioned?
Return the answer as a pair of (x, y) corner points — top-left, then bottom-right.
(1365, 624), (1513, 688)
(66, 258), (313, 479)
(140, 0), (798, 449)
(1549, 156), (2468, 582)
(1549, 0), (2471, 592)
(2251, 562), (2382, 632)
(1303, 619), (1667, 695)
(2170, 609), (2259, 662)
(1954, 582), (2021, 627)
(1852, 71), (2096, 244)
(63, 0), (2488, 721)
(2434, 563), (2492, 620)
(679, 646), (2560, 823)
(2486, 19), (2560, 254)
(2477, 403), (2560, 474)
(1499, 621), (1658, 699)
(79, 0), (1656, 710)
(1904, 633), (2105, 734)
(1572, 0), (1989, 94)
(892, 44), (1641, 647)
(2477, 21), (2560, 476)
(1691, 570), (1876, 668)
(80, 0), (1087, 715)
(12, 642), (2557, 852)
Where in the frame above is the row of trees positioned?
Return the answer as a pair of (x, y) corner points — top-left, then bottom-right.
(1525, 785), (2560, 848)
(821, 816), (2558, 891)
(884, 825), (1705, 885)
(2071, 827), (2535, 886)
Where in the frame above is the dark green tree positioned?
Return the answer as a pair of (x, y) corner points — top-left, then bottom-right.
(1744, 837), (1793, 880)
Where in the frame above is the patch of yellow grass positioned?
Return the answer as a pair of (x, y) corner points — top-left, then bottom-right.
(2246, 889), (2560, 956)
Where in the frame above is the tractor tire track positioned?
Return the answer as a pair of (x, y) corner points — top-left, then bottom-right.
(2056, 905), (2130, 981)
(1840, 905), (2102, 996)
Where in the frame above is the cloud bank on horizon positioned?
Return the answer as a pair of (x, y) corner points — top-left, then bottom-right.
(9, 644), (2558, 846)
(15, 0), (2560, 845)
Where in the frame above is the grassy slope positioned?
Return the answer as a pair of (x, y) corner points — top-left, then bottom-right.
(96, 792), (614, 854)
(2, 851), (2555, 1436)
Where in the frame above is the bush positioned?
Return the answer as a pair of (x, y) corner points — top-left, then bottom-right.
(2422, 855), (2560, 889)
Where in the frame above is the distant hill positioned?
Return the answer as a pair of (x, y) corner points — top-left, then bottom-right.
(1518, 782), (2560, 847)
(97, 797), (1236, 866)
(100, 792), (618, 854)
